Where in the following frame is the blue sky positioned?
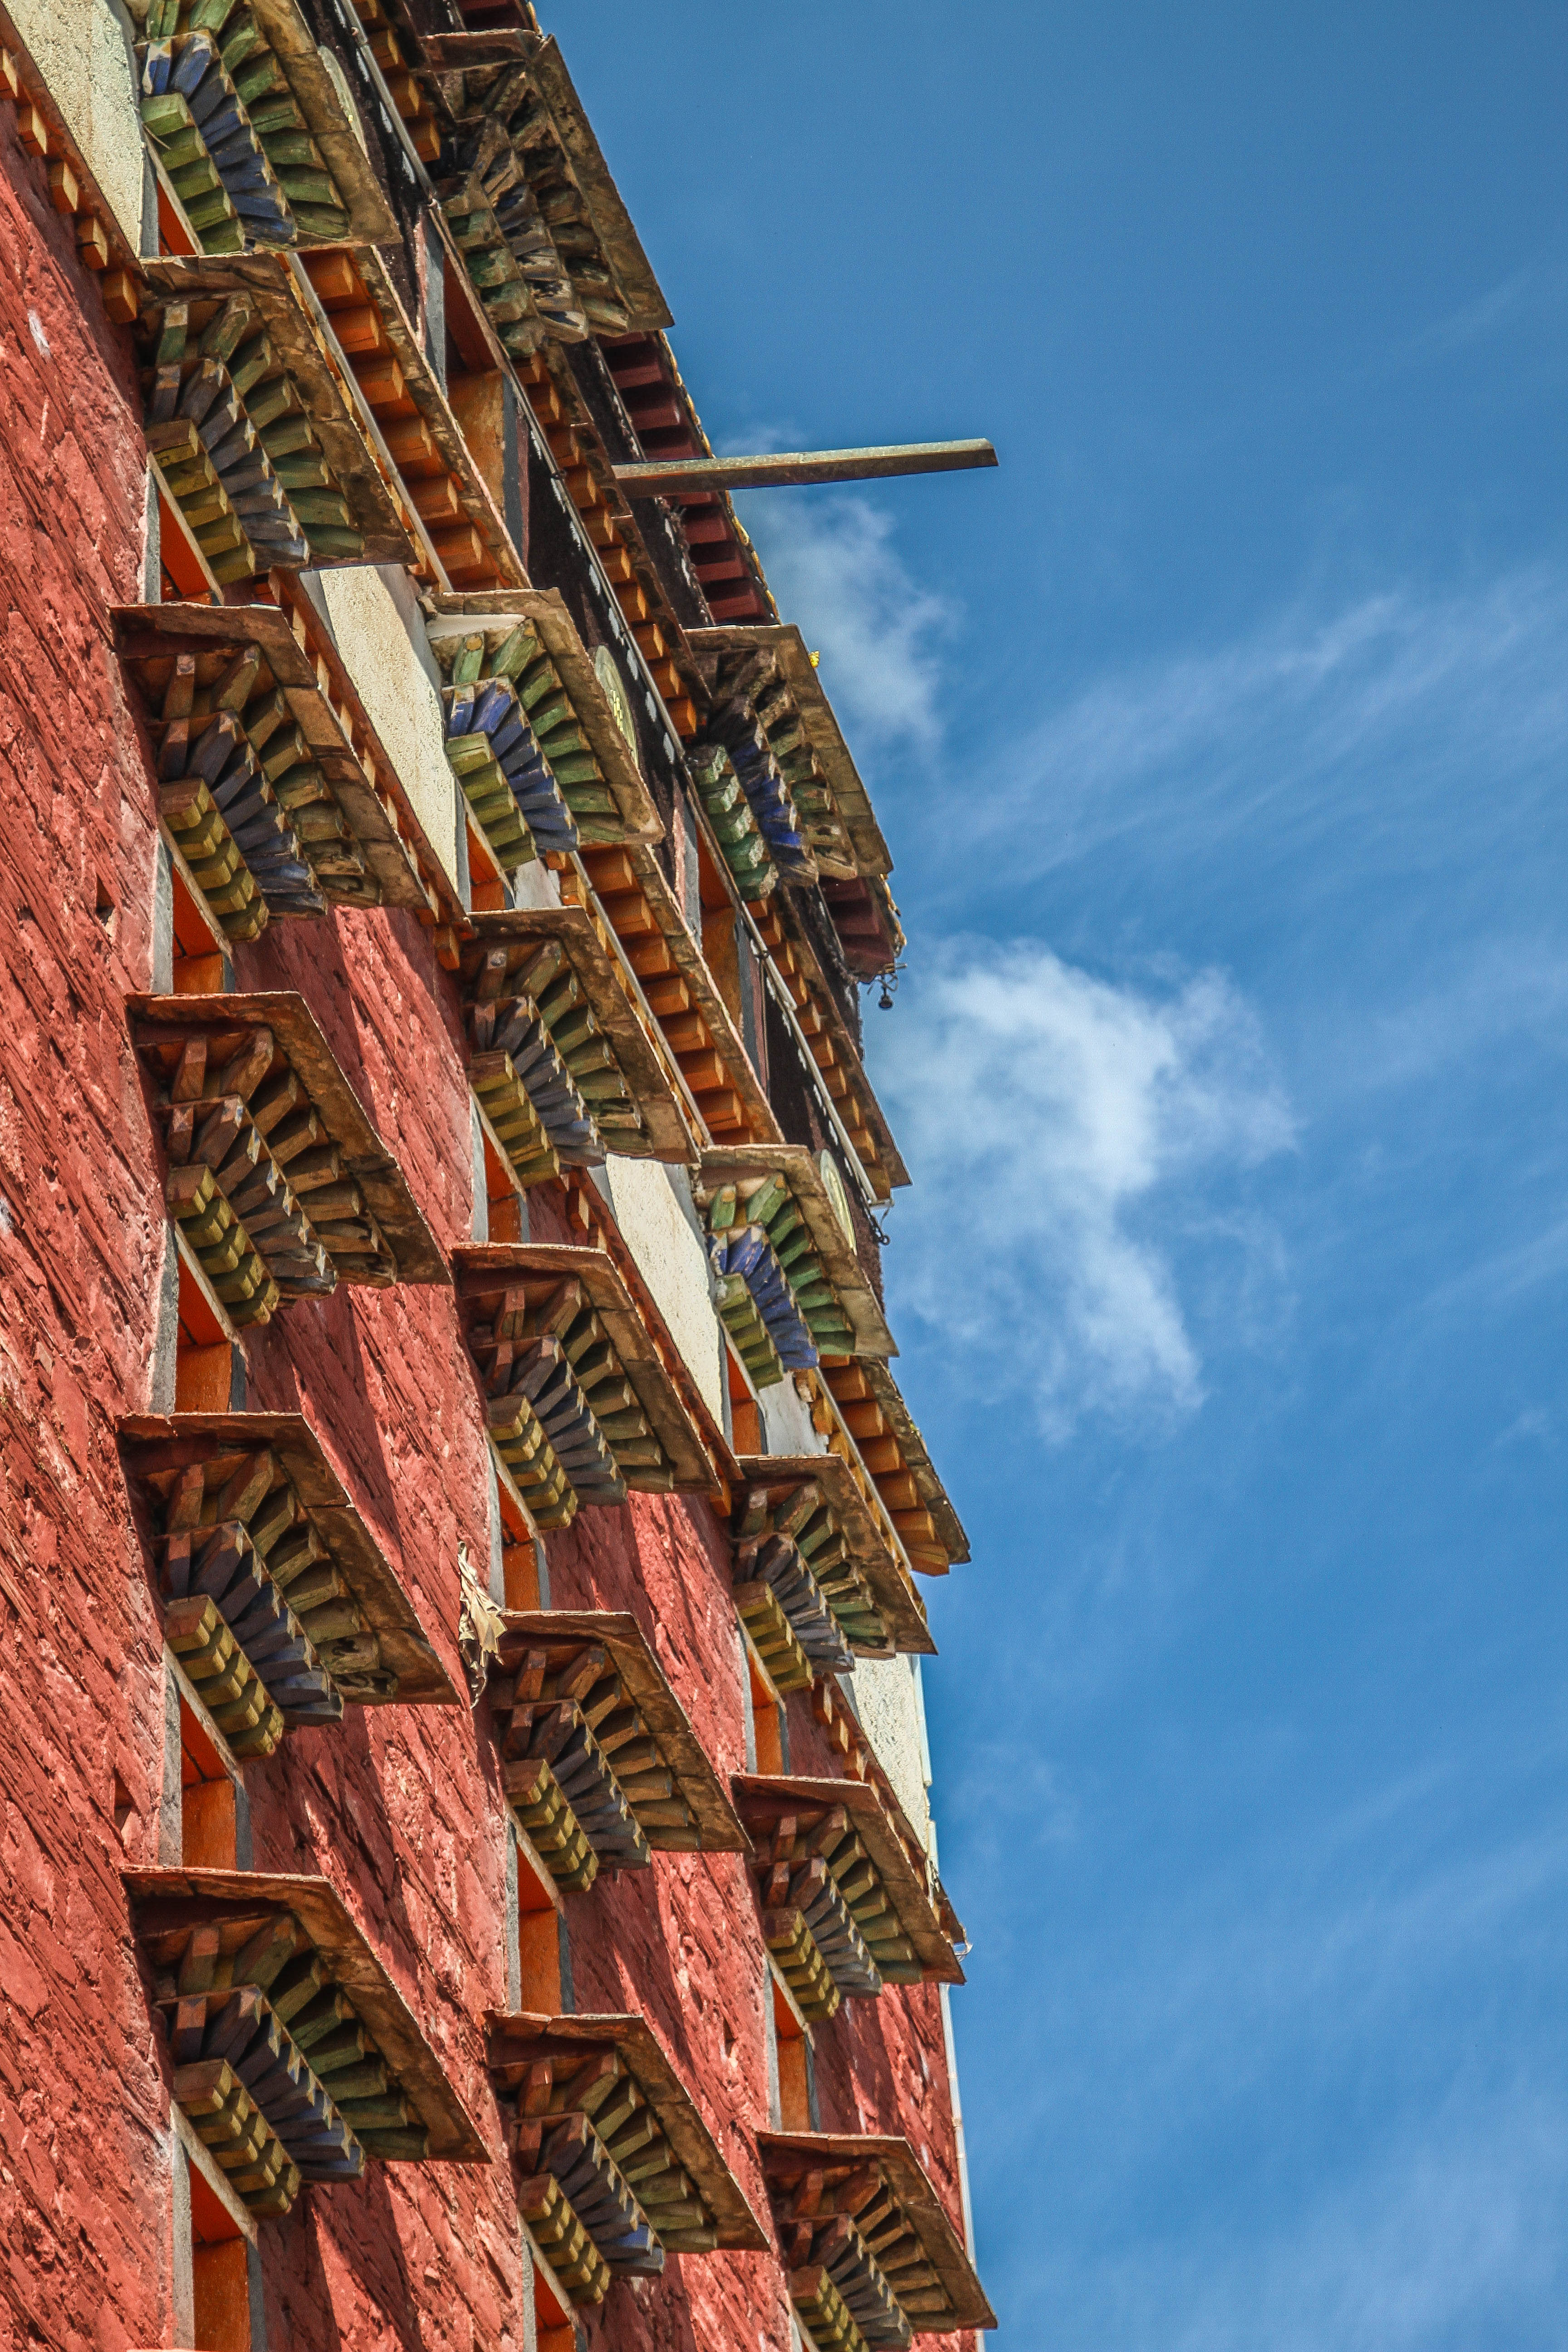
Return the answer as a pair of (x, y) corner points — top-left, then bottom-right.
(558, 8), (1568, 2342)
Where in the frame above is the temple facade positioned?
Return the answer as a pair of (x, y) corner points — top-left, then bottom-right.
(0, 6), (994, 2349)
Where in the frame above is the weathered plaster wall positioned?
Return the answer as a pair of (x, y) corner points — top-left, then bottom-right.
(6, 0), (146, 251)
(305, 564), (465, 902)
(601, 1154), (725, 1425)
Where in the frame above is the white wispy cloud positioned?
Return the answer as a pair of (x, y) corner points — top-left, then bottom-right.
(734, 487), (954, 750)
(877, 941), (1295, 1434)
(956, 568), (1568, 899)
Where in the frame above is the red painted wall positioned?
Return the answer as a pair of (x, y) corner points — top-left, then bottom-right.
(0, 110), (175, 2352)
(0, 92), (973, 2352)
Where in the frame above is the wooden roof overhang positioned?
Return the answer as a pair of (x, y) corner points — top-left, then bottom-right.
(750, 895), (910, 1201)
(130, 991), (447, 1301)
(759, 2132), (995, 2343)
(417, 29), (671, 342)
(687, 625), (892, 888)
(599, 334), (775, 626)
(506, 337), (704, 713)
(454, 1243), (725, 1531)
(561, 847), (783, 1147)
(461, 908), (691, 1175)
(239, 0), (398, 240)
(113, 601), (427, 926)
(488, 2009), (767, 2304)
(487, 1608), (747, 1888)
(820, 870), (906, 983)
(123, 1867), (486, 2219)
(698, 1145), (896, 1364)
(136, 0), (395, 254)
(427, 594), (662, 862)
(818, 1360), (970, 1577)
(119, 1411), (457, 1734)
(732, 1455), (932, 1667)
(735, 1778), (960, 1994)
(139, 253), (417, 583)
(296, 245), (528, 592)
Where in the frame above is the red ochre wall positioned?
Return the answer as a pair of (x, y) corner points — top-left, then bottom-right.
(0, 105), (970, 2352)
(0, 110), (176, 2352)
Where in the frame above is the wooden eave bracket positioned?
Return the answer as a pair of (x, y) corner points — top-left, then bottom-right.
(417, 29), (671, 333)
(0, 5), (143, 283)
(118, 1411), (459, 1707)
(122, 1868), (488, 2163)
(570, 847), (784, 1149)
(835, 1356), (971, 1569)
(452, 1242), (727, 1495)
(461, 908), (691, 1163)
(487, 2011), (769, 2251)
(129, 991), (447, 1288)
(426, 592), (662, 845)
(142, 252), (417, 568)
(243, 0), (398, 245)
(687, 623), (892, 885)
(763, 894), (911, 1193)
(112, 601), (428, 913)
(696, 1145), (896, 1359)
(306, 244), (528, 589)
(733, 1777), (960, 1984)
(758, 2131), (995, 2333)
(515, 36), (671, 332)
(732, 1453), (933, 1659)
(492, 1609), (750, 1855)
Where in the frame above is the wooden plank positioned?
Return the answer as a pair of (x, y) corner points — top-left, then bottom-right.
(487, 2012), (768, 2250)
(123, 1870), (489, 2164)
(493, 1611), (749, 1857)
(614, 441), (996, 497)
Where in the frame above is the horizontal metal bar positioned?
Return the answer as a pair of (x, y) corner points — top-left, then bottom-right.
(612, 440), (998, 497)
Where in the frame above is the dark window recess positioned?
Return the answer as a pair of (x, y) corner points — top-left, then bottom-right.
(788, 883), (864, 1039)
(565, 341), (711, 630)
(562, 339), (639, 467)
(762, 986), (824, 1159)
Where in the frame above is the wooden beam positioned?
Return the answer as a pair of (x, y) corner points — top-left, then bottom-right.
(613, 441), (997, 497)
